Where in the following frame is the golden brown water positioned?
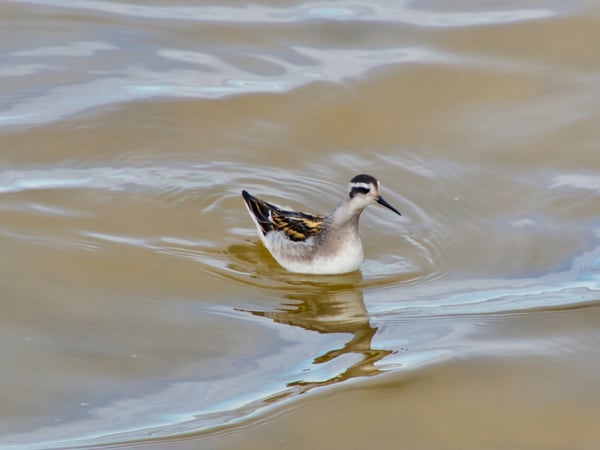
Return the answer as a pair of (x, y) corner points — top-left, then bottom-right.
(1, 1), (600, 449)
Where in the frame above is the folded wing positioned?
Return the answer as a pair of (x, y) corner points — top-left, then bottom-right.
(242, 190), (324, 242)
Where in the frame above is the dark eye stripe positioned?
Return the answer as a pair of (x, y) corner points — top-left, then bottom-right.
(349, 186), (370, 198)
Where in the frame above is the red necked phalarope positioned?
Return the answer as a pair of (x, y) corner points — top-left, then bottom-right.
(241, 174), (402, 274)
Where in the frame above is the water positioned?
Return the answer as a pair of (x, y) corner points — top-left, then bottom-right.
(1, 1), (600, 449)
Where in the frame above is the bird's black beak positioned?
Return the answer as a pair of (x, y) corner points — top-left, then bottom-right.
(377, 196), (402, 216)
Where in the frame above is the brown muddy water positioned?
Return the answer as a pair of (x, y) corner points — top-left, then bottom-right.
(2, 1), (600, 449)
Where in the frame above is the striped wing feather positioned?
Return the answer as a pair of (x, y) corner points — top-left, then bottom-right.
(242, 190), (324, 242)
(271, 210), (324, 241)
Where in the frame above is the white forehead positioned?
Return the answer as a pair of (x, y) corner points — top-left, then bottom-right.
(350, 182), (372, 190)
(349, 180), (380, 189)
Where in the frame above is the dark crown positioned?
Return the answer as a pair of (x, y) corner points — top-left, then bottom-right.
(350, 174), (378, 185)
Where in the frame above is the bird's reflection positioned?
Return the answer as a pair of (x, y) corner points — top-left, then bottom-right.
(239, 284), (393, 392)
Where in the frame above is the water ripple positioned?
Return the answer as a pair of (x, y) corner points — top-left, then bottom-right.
(11, 0), (557, 26)
(0, 46), (450, 127)
(0, 164), (229, 194)
(11, 41), (116, 57)
(551, 173), (600, 193)
(1, 1), (562, 127)
(369, 247), (600, 318)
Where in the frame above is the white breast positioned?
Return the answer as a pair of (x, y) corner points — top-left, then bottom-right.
(273, 235), (364, 275)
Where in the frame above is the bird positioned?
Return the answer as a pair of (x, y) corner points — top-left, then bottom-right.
(241, 174), (402, 275)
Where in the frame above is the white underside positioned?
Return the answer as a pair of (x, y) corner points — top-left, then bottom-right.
(276, 249), (363, 274)
(265, 231), (363, 275)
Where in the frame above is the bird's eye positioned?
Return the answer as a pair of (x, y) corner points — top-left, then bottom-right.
(349, 186), (370, 198)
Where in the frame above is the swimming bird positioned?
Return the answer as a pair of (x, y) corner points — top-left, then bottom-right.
(241, 174), (402, 274)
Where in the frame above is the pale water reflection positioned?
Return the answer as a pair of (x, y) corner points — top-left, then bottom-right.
(240, 286), (393, 389)
(0, 0), (566, 128)
(9, 0), (559, 25)
(0, 281), (395, 448)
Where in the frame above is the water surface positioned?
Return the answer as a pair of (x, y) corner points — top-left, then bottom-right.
(1, 0), (600, 449)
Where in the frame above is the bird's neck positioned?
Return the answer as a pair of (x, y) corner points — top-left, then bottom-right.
(329, 199), (365, 229)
